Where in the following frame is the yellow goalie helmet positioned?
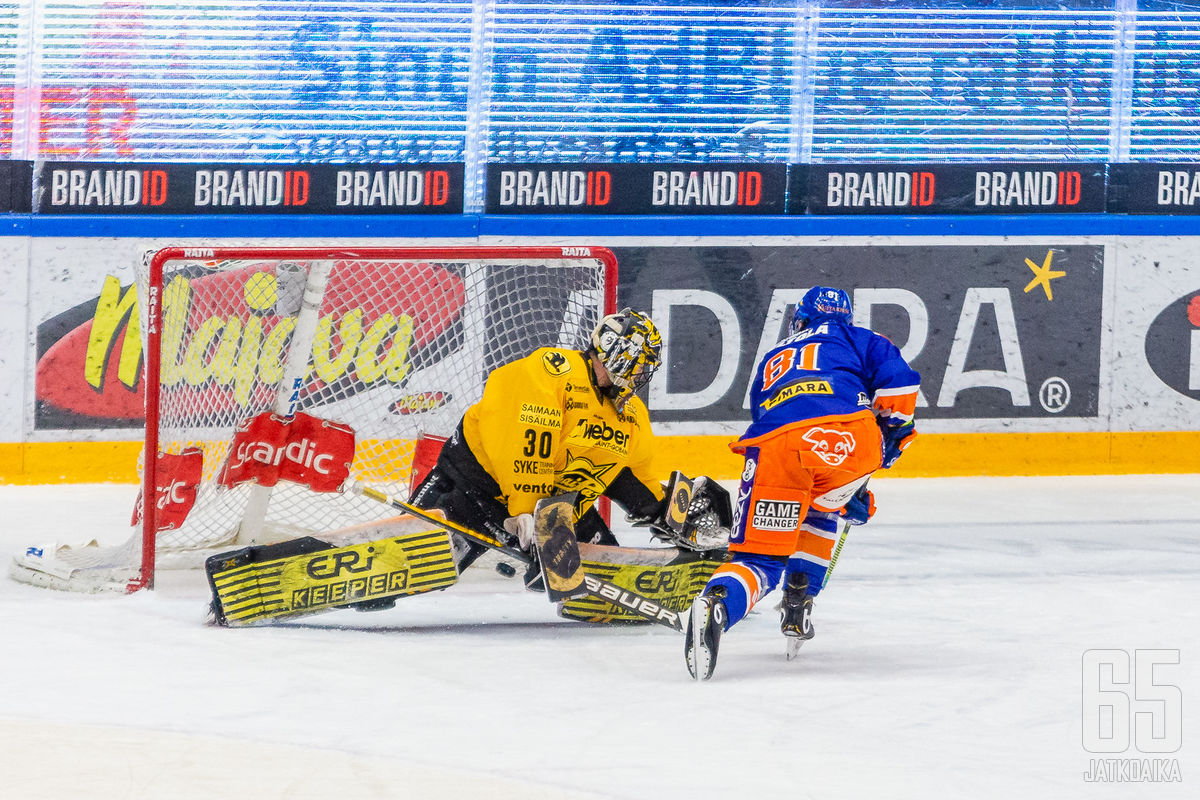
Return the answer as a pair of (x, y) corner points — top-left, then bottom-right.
(589, 308), (662, 411)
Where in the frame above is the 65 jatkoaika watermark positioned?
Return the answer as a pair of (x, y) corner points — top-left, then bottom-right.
(1082, 649), (1183, 783)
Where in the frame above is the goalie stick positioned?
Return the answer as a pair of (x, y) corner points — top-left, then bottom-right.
(349, 483), (587, 603)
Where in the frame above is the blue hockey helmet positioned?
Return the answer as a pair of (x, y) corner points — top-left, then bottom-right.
(789, 286), (853, 335)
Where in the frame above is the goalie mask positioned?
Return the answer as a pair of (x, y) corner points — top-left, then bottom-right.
(790, 286), (853, 335)
(590, 308), (662, 411)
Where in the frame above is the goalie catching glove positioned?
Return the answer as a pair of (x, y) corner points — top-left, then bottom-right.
(629, 472), (732, 552)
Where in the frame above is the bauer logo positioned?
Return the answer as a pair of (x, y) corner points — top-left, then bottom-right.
(1144, 290), (1200, 401)
(825, 170), (935, 208)
(45, 167), (168, 208)
(752, 499), (801, 531)
(335, 169), (452, 208)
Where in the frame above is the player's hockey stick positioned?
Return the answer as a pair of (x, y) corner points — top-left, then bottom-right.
(348, 481), (687, 631)
(822, 518), (851, 591)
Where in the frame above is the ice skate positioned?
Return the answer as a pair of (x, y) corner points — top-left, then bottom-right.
(685, 588), (727, 681)
(780, 573), (814, 660)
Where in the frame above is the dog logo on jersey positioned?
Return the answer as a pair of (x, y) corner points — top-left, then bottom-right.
(802, 427), (856, 466)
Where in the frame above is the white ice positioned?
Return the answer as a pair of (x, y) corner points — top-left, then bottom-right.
(1, 475), (1197, 800)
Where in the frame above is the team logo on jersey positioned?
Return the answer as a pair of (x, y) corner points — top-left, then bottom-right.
(542, 351), (572, 376)
(752, 499), (802, 531)
(554, 453), (616, 514)
(802, 427), (856, 466)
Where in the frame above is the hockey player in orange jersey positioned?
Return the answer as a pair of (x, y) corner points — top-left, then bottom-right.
(411, 308), (730, 590)
(684, 287), (920, 680)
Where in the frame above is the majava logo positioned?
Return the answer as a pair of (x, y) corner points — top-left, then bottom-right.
(1144, 290), (1200, 401)
(35, 261), (466, 429)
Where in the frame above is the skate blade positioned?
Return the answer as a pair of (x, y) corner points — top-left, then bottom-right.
(784, 635), (804, 661)
(686, 601), (713, 681)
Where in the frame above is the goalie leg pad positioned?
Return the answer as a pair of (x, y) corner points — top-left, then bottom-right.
(206, 530), (458, 626)
(557, 544), (725, 626)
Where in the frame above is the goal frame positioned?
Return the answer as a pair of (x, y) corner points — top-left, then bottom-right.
(137, 245), (618, 591)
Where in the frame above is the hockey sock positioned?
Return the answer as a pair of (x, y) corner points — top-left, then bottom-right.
(785, 556), (828, 598)
(790, 509), (843, 596)
(703, 553), (785, 628)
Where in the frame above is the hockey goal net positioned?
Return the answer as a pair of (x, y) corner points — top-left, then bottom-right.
(12, 246), (616, 592)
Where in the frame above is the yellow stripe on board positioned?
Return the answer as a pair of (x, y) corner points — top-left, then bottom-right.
(2, 431), (1199, 485)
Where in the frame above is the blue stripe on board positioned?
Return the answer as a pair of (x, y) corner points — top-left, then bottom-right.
(8, 213), (1200, 238)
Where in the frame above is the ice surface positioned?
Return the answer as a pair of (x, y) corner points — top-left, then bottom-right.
(1, 476), (1197, 799)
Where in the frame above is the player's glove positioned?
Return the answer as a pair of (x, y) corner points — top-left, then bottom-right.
(880, 420), (917, 469)
(503, 513), (537, 551)
(839, 486), (875, 526)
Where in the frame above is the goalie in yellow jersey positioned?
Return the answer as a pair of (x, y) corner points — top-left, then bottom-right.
(410, 308), (732, 589)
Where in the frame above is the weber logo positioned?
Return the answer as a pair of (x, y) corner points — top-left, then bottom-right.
(49, 168), (168, 207)
(752, 499), (802, 531)
(496, 169), (611, 207)
(575, 420), (629, 448)
(194, 169), (309, 207)
(975, 170), (1082, 207)
(652, 169), (762, 207)
(335, 169), (451, 207)
(826, 171), (935, 208)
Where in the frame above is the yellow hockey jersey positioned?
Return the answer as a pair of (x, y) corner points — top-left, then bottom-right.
(461, 348), (658, 517)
